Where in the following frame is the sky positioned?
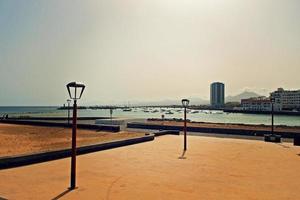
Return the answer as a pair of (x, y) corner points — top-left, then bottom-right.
(0, 0), (299, 106)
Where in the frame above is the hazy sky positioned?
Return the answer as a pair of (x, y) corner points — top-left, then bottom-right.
(0, 0), (299, 106)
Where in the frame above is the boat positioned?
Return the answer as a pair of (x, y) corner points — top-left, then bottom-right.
(122, 108), (132, 112)
(191, 110), (199, 114)
(165, 111), (174, 115)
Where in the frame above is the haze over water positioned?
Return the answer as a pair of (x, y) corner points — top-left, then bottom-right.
(1, 0), (300, 106)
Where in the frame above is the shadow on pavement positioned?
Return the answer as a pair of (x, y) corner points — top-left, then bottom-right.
(51, 189), (73, 200)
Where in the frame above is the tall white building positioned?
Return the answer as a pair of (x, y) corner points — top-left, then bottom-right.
(210, 82), (225, 108)
(270, 88), (300, 111)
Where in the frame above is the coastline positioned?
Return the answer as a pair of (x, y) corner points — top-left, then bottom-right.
(1, 106), (300, 127)
(147, 118), (300, 131)
(223, 108), (300, 116)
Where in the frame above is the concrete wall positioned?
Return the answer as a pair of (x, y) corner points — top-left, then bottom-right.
(127, 122), (299, 138)
(0, 120), (120, 132)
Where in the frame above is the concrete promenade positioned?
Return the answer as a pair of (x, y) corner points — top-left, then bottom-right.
(1, 135), (300, 199)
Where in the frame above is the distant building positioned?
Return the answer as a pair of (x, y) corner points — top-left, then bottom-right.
(210, 82), (225, 108)
(270, 88), (300, 111)
(241, 97), (271, 111)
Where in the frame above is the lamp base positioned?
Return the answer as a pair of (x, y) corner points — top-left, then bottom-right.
(294, 135), (300, 146)
(264, 134), (281, 143)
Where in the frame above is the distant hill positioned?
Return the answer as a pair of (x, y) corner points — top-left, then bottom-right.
(226, 91), (261, 102)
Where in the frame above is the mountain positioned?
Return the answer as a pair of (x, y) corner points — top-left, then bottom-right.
(226, 91), (261, 102)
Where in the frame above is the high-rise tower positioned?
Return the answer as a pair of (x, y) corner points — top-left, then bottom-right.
(210, 82), (225, 108)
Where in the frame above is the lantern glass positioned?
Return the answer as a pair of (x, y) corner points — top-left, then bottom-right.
(181, 99), (190, 108)
(66, 82), (85, 100)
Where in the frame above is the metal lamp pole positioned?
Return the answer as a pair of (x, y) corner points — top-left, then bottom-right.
(184, 106), (187, 150)
(271, 98), (274, 135)
(66, 82), (85, 190)
(67, 99), (71, 125)
(110, 108), (113, 125)
(182, 99), (190, 151)
(70, 99), (77, 189)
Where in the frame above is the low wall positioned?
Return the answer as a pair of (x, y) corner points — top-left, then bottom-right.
(0, 134), (154, 170)
(127, 122), (299, 138)
(0, 120), (120, 132)
(6, 117), (110, 121)
(153, 130), (180, 137)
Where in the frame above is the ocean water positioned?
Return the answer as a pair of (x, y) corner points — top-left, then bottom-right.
(0, 106), (299, 127)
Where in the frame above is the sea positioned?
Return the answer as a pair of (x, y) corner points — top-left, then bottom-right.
(0, 106), (299, 127)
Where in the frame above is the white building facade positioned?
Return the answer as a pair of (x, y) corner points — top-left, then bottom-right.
(270, 88), (300, 111)
(241, 97), (271, 111)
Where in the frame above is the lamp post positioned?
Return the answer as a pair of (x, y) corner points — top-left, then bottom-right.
(182, 99), (190, 151)
(67, 99), (71, 125)
(66, 82), (85, 190)
(271, 97), (275, 135)
(110, 108), (113, 125)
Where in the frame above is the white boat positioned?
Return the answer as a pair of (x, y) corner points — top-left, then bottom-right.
(165, 111), (174, 115)
(191, 110), (199, 114)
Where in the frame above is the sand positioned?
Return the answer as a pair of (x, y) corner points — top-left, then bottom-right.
(148, 119), (300, 133)
(0, 124), (143, 157)
(0, 135), (300, 199)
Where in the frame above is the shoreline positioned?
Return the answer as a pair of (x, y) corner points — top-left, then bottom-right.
(223, 108), (300, 116)
(1, 107), (300, 127)
(147, 118), (300, 131)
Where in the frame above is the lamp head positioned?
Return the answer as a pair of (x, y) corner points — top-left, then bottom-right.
(181, 99), (190, 108)
(66, 82), (85, 100)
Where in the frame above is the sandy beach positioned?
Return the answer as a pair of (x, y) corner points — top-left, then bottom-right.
(0, 124), (143, 157)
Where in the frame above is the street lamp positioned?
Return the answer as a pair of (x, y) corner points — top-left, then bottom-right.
(264, 97), (281, 143)
(110, 108), (113, 125)
(66, 81), (85, 190)
(271, 97), (275, 135)
(182, 99), (190, 151)
(67, 99), (71, 125)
